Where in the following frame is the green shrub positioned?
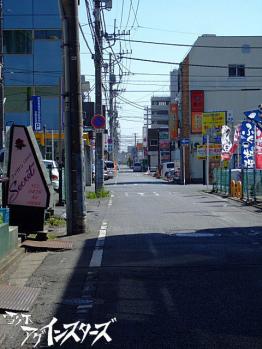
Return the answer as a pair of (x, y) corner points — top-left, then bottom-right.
(86, 188), (110, 199)
(46, 216), (66, 227)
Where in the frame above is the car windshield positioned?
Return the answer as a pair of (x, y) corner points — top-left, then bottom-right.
(105, 161), (114, 168)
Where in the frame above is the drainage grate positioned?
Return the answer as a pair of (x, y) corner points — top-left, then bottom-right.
(21, 240), (73, 250)
(0, 286), (40, 312)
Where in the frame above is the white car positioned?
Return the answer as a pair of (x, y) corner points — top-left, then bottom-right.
(104, 161), (115, 179)
(43, 160), (59, 192)
(133, 162), (142, 172)
(162, 162), (175, 177)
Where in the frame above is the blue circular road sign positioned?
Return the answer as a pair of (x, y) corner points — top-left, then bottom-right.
(91, 114), (106, 129)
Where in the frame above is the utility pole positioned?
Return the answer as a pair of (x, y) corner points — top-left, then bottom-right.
(60, 0), (87, 235)
(94, 0), (104, 192)
(109, 52), (114, 161)
(0, 0), (4, 149)
(134, 133), (137, 162)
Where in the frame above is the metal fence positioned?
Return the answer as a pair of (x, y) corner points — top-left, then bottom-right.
(212, 168), (262, 203)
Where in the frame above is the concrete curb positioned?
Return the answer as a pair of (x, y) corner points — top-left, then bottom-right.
(0, 245), (25, 278)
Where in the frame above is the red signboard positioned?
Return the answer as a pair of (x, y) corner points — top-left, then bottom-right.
(191, 90), (204, 112)
(169, 103), (179, 140)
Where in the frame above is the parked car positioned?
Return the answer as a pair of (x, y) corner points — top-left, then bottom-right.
(104, 160), (114, 179)
(162, 162), (175, 177)
(133, 162), (142, 172)
(43, 160), (59, 192)
(92, 163), (109, 181)
(104, 164), (109, 180)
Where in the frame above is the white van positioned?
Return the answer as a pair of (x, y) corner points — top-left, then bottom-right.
(162, 162), (175, 177)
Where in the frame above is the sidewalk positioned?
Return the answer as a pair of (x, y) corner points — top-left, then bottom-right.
(0, 191), (110, 349)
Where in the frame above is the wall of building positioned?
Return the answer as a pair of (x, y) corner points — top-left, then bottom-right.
(3, 0), (62, 131)
(151, 96), (171, 129)
(181, 35), (262, 182)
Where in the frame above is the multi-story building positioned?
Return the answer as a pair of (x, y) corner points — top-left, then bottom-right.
(3, 0), (63, 157)
(176, 34), (262, 183)
(148, 97), (171, 168)
(150, 96), (170, 129)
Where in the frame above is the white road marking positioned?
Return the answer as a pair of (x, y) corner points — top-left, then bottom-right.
(89, 249), (103, 267)
(137, 192), (145, 196)
(77, 304), (93, 309)
(175, 232), (216, 237)
(125, 192), (129, 197)
(89, 222), (107, 268)
(99, 229), (107, 237)
(111, 194), (115, 198)
(153, 192), (159, 196)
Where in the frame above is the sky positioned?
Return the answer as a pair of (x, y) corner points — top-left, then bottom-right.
(78, 0), (262, 151)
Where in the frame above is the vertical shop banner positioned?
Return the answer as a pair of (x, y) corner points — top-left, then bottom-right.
(191, 91), (204, 112)
(191, 91), (204, 134)
(255, 127), (262, 169)
(221, 125), (232, 161)
(240, 121), (255, 168)
(32, 96), (41, 131)
(169, 103), (179, 140)
(191, 112), (202, 133)
(230, 124), (240, 155)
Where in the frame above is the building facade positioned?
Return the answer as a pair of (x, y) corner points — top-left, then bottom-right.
(150, 96), (170, 129)
(177, 35), (262, 183)
(3, 0), (63, 135)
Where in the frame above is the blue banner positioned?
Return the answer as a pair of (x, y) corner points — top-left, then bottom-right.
(32, 96), (41, 131)
(240, 121), (255, 168)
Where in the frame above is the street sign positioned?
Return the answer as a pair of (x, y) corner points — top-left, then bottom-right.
(32, 96), (41, 131)
(91, 114), (106, 129)
(180, 138), (190, 145)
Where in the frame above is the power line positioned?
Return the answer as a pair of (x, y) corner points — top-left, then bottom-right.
(118, 38), (262, 49)
(117, 95), (145, 109)
(79, 23), (94, 56)
(130, 0), (140, 29)
(124, 56), (262, 70)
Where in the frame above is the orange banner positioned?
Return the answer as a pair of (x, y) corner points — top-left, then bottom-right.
(191, 112), (202, 133)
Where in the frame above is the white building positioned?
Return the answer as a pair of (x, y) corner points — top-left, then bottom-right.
(177, 34), (262, 182)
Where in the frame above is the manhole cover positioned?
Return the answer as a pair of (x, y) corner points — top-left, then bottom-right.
(0, 286), (40, 312)
(21, 240), (73, 250)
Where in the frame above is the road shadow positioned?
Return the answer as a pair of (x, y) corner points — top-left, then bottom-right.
(46, 224), (262, 349)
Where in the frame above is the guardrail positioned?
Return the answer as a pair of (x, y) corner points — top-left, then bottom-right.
(212, 168), (262, 204)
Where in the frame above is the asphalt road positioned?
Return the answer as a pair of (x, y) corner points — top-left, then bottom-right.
(2, 167), (262, 349)
(92, 168), (262, 349)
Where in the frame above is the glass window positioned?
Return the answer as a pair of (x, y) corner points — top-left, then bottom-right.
(157, 110), (168, 115)
(34, 30), (62, 40)
(150, 140), (158, 146)
(4, 30), (32, 54)
(228, 64), (245, 77)
(228, 65), (236, 77)
(35, 86), (60, 97)
(5, 87), (28, 113)
(237, 65), (245, 77)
